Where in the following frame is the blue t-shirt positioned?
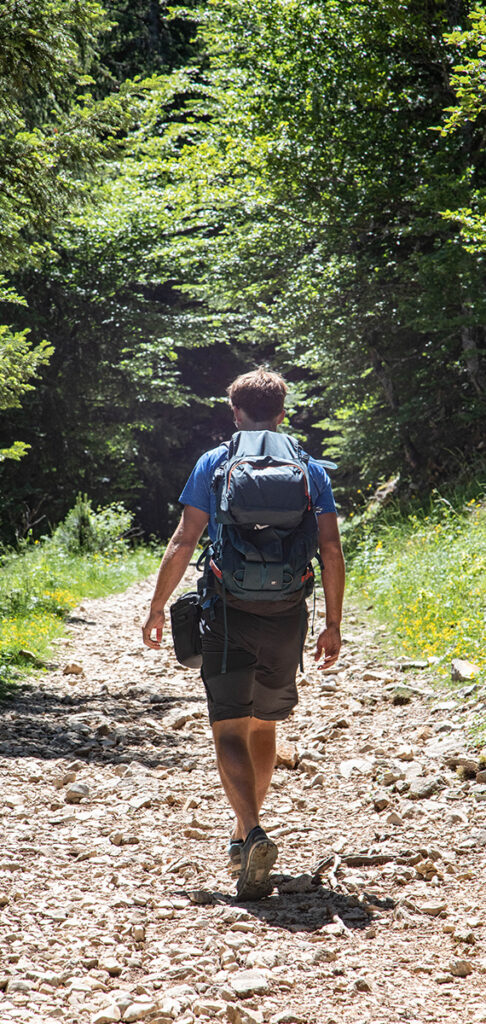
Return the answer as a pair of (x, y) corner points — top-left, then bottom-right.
(179, 441), (337, 541)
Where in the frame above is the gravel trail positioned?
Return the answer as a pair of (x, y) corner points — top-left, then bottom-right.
(1, 570), (485, 1024)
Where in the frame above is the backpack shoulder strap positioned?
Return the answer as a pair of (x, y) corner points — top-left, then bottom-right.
(312, 457), (338, 470)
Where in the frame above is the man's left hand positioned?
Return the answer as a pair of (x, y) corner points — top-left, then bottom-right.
(314, 624), (341, 670)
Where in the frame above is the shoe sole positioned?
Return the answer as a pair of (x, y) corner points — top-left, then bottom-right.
(236, 839), (278, 901)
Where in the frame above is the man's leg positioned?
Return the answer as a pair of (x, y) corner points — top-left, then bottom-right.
(212, 717), (276, 841)
(249, 717), (277, 814)
(212, 717), (260, 841)
(212, 715), (278, 899)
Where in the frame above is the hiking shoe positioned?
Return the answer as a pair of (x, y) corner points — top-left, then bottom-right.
(228, 838), (244, 876)
(236, 826), (278, 901)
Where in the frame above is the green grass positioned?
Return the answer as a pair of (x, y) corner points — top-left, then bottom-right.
(0, 540), (162, 694)
(346, 495), (486, 686)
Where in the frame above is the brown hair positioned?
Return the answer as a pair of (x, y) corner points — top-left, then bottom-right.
(227, 368), (287, 422)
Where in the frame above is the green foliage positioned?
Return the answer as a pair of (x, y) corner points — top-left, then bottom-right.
(52, 494), (134, 554)
(346, 485), (486, 684)
(0, 528), (161, 691)
(438, 5), (486, 288)
(146, 0), (485, 485)
(0, 280), (53, 460)
(0, 1), (110, 466)
(0, 0), (160, 475)
(0, 1), (228, 539)
(2, 0), (486, 542)
(441, 6), (486, 132)
(0, 323), (52, 414)
(0, 0), (113, 272)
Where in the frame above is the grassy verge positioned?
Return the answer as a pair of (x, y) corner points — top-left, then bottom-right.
(0, 541), (161, 694)
(345, 494), (486, 688)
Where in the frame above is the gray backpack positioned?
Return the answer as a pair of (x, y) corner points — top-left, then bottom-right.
(208, 429), (334, 601)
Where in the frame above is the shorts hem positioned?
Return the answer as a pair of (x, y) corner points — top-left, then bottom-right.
(251, 706), (296, 722)
(208, 705), (297, 724)
(209, 708), (253, 725)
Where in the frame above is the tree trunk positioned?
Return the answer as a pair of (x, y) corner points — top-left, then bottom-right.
(461, 324), (485, 396)
(147, 0), (160, 53)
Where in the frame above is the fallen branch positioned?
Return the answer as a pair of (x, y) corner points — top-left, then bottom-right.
(312, 849), (424, 875)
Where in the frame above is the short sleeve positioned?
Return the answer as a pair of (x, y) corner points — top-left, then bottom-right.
(179, 453), (212, 514)
(308, 460), (337, 515)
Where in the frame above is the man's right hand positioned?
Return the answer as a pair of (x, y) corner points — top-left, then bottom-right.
(142, 608), (165, 649)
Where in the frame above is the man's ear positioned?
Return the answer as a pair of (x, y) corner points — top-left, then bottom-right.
(276, 410), (285, 425)
(232, 405), (243, 427)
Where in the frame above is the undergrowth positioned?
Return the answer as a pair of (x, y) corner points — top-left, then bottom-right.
(345, 489), (486, 688)
(0, 497), (161, 695)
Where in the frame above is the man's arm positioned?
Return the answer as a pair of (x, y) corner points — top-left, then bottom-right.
(142, 505), (209, 650)
(314, 512), (345, 670)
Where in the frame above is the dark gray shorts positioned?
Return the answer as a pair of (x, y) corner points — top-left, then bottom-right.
(200, 599), (307, 724)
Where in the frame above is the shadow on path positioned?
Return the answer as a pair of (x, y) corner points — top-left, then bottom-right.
(0, 682), (205, 769)
(181, 874), (396, 934)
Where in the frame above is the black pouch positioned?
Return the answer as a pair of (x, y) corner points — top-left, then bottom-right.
(169, 591), (202, 668)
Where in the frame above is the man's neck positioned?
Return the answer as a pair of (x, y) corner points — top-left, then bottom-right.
(236, 418), (278, 431)
(241, 424), (277, 431)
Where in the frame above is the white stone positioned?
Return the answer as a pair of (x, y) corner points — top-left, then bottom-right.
(100, 957), (123, 977)
(192, 999), (226, 1016)
(396, 745), (415, 761)
(122, 1002), (156, 1022)
(339, 757), (373, 779)
(246, 949), (280, 969)
(451, 659), (479, 682)
(93, 1006), (122, 1024)
(156, 996), (181, 1017)
(129, 794), (152, 811)
(230, 969), (269, 997)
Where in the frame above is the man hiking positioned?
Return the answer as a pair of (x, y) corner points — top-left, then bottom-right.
(142, 368), (345, 899)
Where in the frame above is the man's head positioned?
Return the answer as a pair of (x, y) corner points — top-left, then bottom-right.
(227, 368), (287, 430)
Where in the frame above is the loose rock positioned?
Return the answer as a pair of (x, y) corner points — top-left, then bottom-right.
(6, 978), (31, 993)
(63, 662), (84, 675)
(122, 1002), (156, 1022)
(93, 1007), (122, 1024)
(392, 685), (415, 705)
(409, 776), (440, 799)
(421, 902), (447, 917)
(64, 782), (89, 803)
(451, 659), (480, 682)
(372, 789), (391, 811)
(386, 811), (404, 825)
(2, 570), (483, 1024)
(230, 970), (269, 997)
(275, 741), (299, 768)
(101, 957), (123, 977)
(449, 959), (474, 978)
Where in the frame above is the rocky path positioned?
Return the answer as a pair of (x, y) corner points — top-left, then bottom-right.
(1, 571), (486, 1024)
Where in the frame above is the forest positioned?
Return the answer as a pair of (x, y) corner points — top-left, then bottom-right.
(1, 13), (486, 1013)
(1, 0), (486, 545)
